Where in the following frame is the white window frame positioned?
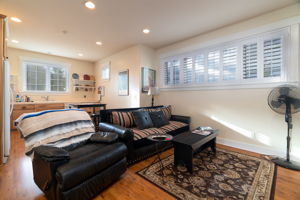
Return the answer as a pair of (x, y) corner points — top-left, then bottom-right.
(21, 58), (70, 93)
(101, 62), (110, 80)
(160, 26), (293, 90)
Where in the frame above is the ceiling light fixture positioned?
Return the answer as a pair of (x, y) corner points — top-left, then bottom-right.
(11, 40), (19, 44)
(78, 53), (83, 57)
(10, 17), (22, 23)
(85, 1), (96, 9)
(96, 41), (102, 45)
(143, 29), (150, 34)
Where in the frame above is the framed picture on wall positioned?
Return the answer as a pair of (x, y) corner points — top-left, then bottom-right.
(142, 67), (156, 93)
(101, 62), (110, 80)
(118, 69), (129, 96)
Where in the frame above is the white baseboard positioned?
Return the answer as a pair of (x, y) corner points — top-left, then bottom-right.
(217, 137), (300, 162)
(217, 137), (284, 157)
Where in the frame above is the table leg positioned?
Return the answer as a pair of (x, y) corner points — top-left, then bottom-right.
(211, 138), (216, 154)
(174, 144), (194, 173)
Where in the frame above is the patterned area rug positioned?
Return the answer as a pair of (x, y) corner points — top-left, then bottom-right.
(137, 148), (276, 200)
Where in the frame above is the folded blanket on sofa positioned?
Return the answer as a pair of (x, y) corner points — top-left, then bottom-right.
(15, 109), (95, 156)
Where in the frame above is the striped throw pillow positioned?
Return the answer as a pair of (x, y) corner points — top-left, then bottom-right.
(140, 105), (172, 120)
(112, 111), (135, 128)
(160, 105), (172, 120)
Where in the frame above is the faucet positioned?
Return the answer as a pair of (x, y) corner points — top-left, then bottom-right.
(41, 96), (49, 101)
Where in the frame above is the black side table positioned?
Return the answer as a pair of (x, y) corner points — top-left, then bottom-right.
(143, 134), (173, 183)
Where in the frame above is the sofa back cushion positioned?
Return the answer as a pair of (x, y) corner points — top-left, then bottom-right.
(132, 111), (153, 129)
(142, 105), (172, 120)
(112, 111), (135, 128)
(149, 111), (169, 128)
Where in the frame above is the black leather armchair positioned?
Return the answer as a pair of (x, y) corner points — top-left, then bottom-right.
(32, 141), (127, 200)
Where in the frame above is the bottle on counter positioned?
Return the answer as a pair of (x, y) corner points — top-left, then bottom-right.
(15, 94), (20, 102)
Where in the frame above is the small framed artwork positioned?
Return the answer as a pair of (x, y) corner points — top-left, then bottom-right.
(98, 86), (105, 97)
(118, 69), (129, 96)
(102, 62), (110, 80)
(142, 67), (156, 93)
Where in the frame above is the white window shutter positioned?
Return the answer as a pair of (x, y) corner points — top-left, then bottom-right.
(207, 50), (220, 82)
(183, 57), (193, 84)
(194, 54), (205, 83)
(263, 37), (282, 77)
(223, 47), (237, 80)
(172, 59), (180, 85)
(243, 43), (258, 79)
(163, 61), (172, 86)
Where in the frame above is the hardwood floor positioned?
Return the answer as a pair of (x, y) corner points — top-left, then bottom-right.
(1, 131), (300, 200)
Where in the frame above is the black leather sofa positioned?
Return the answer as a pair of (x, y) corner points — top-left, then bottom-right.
(32, 140), (127, 200)
(99, 105), (191, 164)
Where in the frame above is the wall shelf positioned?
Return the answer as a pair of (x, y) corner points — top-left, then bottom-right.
(72, 79), (95, 92)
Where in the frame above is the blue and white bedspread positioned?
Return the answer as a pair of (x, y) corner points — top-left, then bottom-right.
(15, 109), (95, 156)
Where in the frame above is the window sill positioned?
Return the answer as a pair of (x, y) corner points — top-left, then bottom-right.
(160, 81), (299, 91)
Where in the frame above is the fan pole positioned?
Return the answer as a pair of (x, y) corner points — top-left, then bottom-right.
(285, 102), (292, 162)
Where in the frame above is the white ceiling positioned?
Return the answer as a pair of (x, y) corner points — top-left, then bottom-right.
(0, 0), (298, 62)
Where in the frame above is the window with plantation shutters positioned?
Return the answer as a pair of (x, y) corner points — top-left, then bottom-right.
(263, 37), (282, 77)
(183, 57), (193, 84)
(243, 43), (258, 79)
(207, 50), (220, 82)
(194, 54), (205, 83)
(161, 27), (289, 89)
(223, 47), (237, 80)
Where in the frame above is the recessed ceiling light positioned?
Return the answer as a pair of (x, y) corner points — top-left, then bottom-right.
(85, 1), (95, 9)
(10, 17), (22, 23)
(96, 41), (102, 45)
(78, 53), (83, 57)
(143, 29), (150, 34)
(11, 40), (19, 44)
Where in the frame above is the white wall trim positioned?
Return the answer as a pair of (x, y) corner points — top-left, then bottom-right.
(217, 137), (282, 156)
(160, 81), (299, 91)
(217, 137), (300, 162)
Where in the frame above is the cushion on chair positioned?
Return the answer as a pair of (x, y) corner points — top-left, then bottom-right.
(132, 111), (153, 129)
(149, 111), (169, 128)
(111, 111), (135, 128)
(131, 127), (166, 140)
(160, 121), (188, 132)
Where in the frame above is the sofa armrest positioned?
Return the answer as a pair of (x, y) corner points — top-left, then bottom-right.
(99, 122), (134, 144)
(170, 115), (191, 124)
(32, 147), (69, 199)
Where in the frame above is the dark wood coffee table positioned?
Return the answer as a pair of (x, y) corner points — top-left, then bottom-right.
(173, 130), (218, 173)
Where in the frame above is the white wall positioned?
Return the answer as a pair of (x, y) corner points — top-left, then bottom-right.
(139, 45), (156, 107)
(8, 47), (97, 102)
(95, 46), (141, 108)
(94, 45), (156, 109)
(155, 4), (300, 161)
